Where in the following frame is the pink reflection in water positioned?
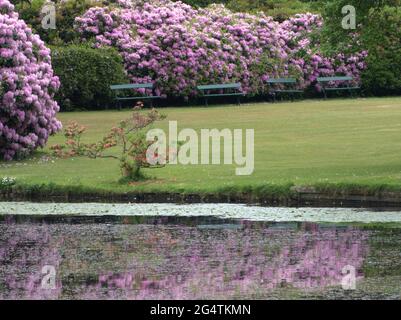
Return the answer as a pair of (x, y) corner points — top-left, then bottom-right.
(0, 219), (369, 300)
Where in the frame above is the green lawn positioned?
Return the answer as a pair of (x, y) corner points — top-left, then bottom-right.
(2, 97), (401, 195)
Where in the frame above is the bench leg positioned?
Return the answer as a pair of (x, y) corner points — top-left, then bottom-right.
(237, 96), (241, 106)
(323, 89), (327, 100)
(298, 93), (304, 100)
(349, 88), (355, 98)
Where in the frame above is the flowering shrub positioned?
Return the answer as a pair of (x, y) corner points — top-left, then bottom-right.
(0, 0), (61, 160)
(51, 103), (166, 181)
(75, 0), (367, 98)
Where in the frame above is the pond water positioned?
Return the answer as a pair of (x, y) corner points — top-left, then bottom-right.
(1, 203), (401, 300)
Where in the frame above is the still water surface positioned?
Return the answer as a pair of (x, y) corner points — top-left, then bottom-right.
(1, 209), (401, 300)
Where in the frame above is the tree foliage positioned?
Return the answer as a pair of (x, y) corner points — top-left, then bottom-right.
(178, 0), (318, 20)
(319, 0), (401, 94)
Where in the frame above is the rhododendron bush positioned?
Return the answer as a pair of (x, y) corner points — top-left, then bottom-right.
(75, 0), (367, 97)
(0, 0), (61, 160)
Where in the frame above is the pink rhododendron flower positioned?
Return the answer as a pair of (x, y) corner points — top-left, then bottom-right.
(0, 0), (61, 160)
(75, 0), (367, 98)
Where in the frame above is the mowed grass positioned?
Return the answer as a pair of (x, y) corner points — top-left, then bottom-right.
(2, 97), (401, 194)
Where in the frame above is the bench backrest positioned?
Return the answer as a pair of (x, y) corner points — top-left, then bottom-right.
(197, 83), (241, 91)
(317, 76), (353, 82)
(110, 83), (154, 90)
(266, 78), (297, 84)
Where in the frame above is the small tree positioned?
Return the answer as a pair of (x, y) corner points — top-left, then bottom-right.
(51, 103), (166, 181)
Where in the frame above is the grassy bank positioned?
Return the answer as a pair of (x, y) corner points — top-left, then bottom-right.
(2, 97), (401, 200)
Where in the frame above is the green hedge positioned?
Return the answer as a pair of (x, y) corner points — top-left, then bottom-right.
(51, 45), (128, 111)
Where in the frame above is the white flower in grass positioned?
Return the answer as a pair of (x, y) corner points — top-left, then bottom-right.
(1, 177), (16, 187)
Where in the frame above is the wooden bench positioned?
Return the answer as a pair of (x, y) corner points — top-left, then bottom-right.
(197, 83), (244, 106)
(110, 83), (161, 109)
(317, 76), (360, 99)
(266, 78), (303, 102)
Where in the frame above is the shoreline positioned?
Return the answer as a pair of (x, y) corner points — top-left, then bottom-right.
(2, 186), (401, 208)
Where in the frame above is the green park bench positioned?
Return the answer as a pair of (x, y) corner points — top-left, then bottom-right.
(266, 78), (303, 102)
(317, 76), (360, 99)
(110, 83), (161, 110)
(197, 83), (244, 106)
